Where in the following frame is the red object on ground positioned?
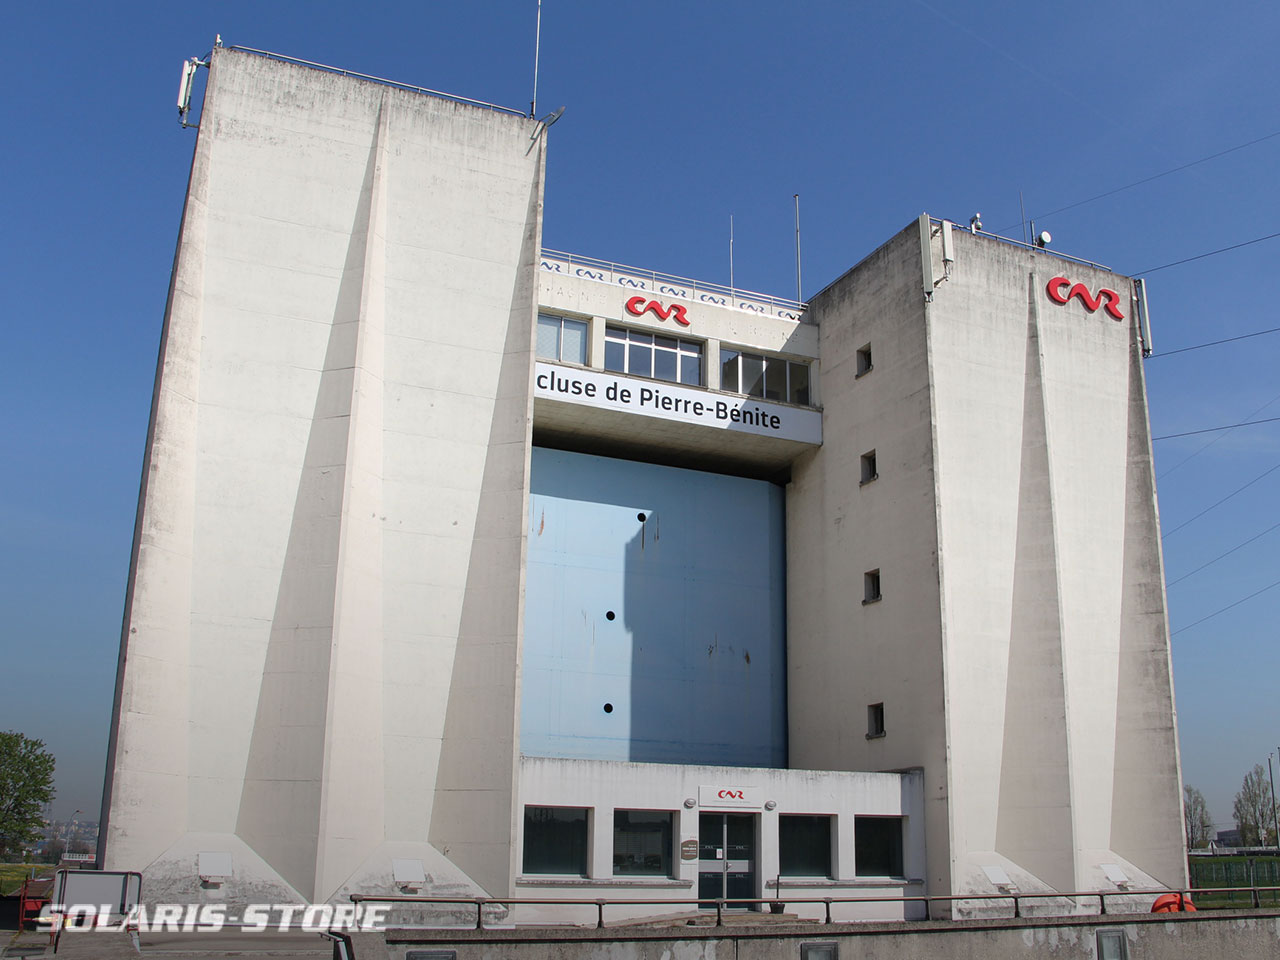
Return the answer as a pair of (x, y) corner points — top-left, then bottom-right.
(18, 875), (54, 928)
(1151, 892), (1197, 912)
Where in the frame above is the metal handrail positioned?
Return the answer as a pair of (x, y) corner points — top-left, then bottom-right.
(226, 46), (528, 117)
(540, 249), (808, 320)
(352, 884), (1280, 930)
(931, 217), (1112, 272)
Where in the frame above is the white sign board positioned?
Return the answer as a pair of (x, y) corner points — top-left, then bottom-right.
(699, 785), (762, 809)
(534, 362), (821, 445)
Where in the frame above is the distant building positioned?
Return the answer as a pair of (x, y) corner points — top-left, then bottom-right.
(100, 46), (1185, 921)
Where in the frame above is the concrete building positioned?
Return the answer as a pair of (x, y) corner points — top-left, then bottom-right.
(100, 45), (1186, 922)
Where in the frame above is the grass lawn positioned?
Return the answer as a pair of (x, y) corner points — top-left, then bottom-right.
(0, 863), (54, 897)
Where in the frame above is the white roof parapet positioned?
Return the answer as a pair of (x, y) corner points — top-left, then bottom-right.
(540, 250), (808, 322)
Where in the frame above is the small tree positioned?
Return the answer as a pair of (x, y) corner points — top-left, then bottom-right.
(0, 731), (56, 858)
(1233, 764), (1275, 846)
(1183, 785), (1213, 848)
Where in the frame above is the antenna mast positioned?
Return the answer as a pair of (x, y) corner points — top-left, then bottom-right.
(729, 214), (735, 296)
(794, 194), (802, 303)
(530, 0), (542, 118)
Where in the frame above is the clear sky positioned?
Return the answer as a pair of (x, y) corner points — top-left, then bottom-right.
(2, 1), (1277, 835)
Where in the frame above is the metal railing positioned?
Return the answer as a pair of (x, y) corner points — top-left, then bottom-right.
(540, 250), (808, 321)
(932, 217), (1112, 271)
(352, 885), (1280, 930)
(226, 46), (528, 117)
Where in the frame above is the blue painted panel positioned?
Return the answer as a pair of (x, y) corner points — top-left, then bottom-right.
(522, 448), (786, 767)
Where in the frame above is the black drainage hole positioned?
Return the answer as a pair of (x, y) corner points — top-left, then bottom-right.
(637, 512), (647, 522)
(603, 703), (614, 713)
(605, 610), (616, 620)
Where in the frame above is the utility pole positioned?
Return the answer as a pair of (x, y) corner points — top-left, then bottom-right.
(1271, 753), (1280, 853)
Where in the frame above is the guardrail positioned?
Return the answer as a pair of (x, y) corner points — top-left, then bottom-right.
(540, 250), (808, 322)
(352, 885), (1280, 930)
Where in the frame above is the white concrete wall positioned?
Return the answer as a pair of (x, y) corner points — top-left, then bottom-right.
(791, 219), (1184, 904)
(101, 48), (544, 905)
(515, 757), (925, 923)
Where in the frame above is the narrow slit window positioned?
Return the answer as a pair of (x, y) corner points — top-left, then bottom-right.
(856, 344), (873, 377)
(867, 702), (885, 739)
(860, 450), (877, 485)
(863, 569), (881, 604)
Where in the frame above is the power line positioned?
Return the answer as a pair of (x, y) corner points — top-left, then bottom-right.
(1148, 326), (1280, 359)
(1132, 231), (1280, 276)
(1166, 520), (1280, 586)
(1154, 416), (1280, 441)
(1159, 388), (1280, 479)
(995, 128), (1280, 233)
(1161, 460), (1280, 537)
(1172, 576), (1280, 635)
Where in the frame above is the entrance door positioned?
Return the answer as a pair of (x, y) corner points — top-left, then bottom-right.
(698, 813), (757, 908)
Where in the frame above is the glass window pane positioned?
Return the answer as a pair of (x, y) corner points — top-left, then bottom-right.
(779, 815), (832, 877)
(788, 361), (810, 405)
(680, 340), (700, 355)
(535, 316), (560, 361)
(614, 810), (673, 877)
(562, 319), (588, 365)
(606, 326), (626, 341)
(654, 349), (677, 382)
(764, 358), (786, 401)
(629, 329), (653, 344)
(524, 806), (588, 876)
(741, 353), (765, 398)
(854, 816), (903, 877)
(680, 354), (701, 386)
(605, 339), (625, 372)
(654, 335), (677, 350)
(629, 344), (652, 378)
(721, 351), (739, 393)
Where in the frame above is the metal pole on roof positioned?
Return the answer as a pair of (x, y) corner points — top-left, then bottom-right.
(531, 0), (542, 118)
(729, 214), (735, 297)
(794, 194), (802, 303)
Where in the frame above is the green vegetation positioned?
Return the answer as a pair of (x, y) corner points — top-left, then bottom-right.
(0, 862), (52, 896)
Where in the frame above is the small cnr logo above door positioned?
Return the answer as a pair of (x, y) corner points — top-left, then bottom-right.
(699, 785), (762, 809)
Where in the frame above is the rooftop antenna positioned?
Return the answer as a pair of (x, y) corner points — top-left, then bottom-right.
(729, 214), (735, 297)
(1018, 190), (1028, 244)
(793, 194), (802, 303)
(530, 0), (542, 118)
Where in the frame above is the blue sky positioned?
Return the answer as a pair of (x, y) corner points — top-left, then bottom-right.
(2, 1), (1277, 833)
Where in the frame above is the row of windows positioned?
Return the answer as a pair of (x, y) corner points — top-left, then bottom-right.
(523, 806), (904, 879)
(535, 313), (813, 405)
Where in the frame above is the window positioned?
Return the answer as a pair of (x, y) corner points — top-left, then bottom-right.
(605, 326), (702, 385)
(1096, 930), (1129, 960)
(800, 944), (838, 960)
(854, 816), (903, 877)
(536, 314), (588, 365)
(523, 806), (588, 876)
(863, 569), (881, 604)
(856, 344), (872, 377)
(860, 450), (877, 485)
(720, 349), (811, 405)
(613, 810), (674, 877)
(867, 703), (885, 739)
(779, 815), (833, 878)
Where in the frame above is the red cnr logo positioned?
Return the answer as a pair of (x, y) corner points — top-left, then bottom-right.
(717, 789), (745, 800)
(1046, 277), (1125, 321)
(626, 295), (691, 326)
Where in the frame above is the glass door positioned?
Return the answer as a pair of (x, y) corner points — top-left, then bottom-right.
(697, 813), (757, 908)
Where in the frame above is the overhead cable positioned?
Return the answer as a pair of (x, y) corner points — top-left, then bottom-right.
(1153, 416), (1280, 441)
(1161, 461), (1280, 537)
(1159, 388), (1280, 479)
(1171, 576), (1280, 635)
(995, 128), (1280, 233)
(1148, 326), (1280, 359)
(1166, 520), (1280, 586)
(1132, 231), (1280, 276)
